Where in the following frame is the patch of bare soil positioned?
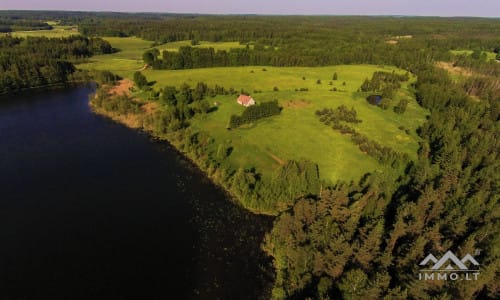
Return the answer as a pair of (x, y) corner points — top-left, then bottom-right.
(283, 99), (311, 109)
(137, 64), (149, 71)
(109, 79), (134, 96)
(141, 101), (159, 114)
(436, 62), (475, 78)
(267, 151), (285, 166)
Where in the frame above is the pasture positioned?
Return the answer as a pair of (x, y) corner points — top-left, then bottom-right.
(10, 25), (80, 38)
(79, 37), (428, 183)
(158, 40), (250, 52)
(78, 37), (153, 77)
(450, 50), (497, 61)
(143, 65), (427, 183)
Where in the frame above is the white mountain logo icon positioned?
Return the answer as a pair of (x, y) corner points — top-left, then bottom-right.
(419, 251), (479, 270)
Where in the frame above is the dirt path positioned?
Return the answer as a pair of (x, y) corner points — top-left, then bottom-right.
(267, 151), (285, 166)
(137, 64), (149, 71)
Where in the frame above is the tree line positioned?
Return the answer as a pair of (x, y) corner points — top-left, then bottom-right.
(316, 105), (408, 168)
(0, 35), (114, 95)
(0, 18), (52, 33)
(265, 59), (499, 299)
(360, 71), (409, 100)
(228, 100), (281, 129)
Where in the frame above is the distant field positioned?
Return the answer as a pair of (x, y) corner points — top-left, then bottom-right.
(10, 25), (80, 38)
(78, 37), (153, 77)
(158, 40), (250, 52)
(143, 65), (427, 183)
(79, 38), (251, 78)
(451, 50), (497, 61)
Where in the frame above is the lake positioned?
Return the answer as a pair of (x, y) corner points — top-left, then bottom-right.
(0, 86), (273, 299)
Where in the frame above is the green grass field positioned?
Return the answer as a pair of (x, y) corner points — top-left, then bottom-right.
(78, 37), (153, 77)
(451, 50), (497, 61)
(80, 37), (428, 183)
(79, 38), (251, 78)
(10, 25), (80, 38)
(158, 40), (250, 52)
(143, 66), (427, 183)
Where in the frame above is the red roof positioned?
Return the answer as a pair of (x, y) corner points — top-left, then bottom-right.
(237, 94), (253, 105)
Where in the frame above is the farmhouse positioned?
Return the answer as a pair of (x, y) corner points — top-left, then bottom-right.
(237, 94), (256, 107)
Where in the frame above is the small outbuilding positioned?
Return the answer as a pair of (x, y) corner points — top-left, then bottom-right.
(237, 94), (256, 107)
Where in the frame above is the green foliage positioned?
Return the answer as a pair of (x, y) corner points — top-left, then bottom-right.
(264, 59), (499, 299)
(133, 71), (148, 89)
(0, 35), (113, 94)
(360, 71), (408, 94)
(0, 18), (53, 32)
(317, 106), (407, 167)
(378, 98), (391, 110)
(161, 86), (177, 106)
(228, 100), (281, 129)
(92, 89), (141, 115)
(93, 70), (121, 84)
(316, 105), (362, 124)
(393, 99), (409, 114)
(39, 13), (499, 299)
(142, 51), (156, 65)
(338, 269), (369, 300)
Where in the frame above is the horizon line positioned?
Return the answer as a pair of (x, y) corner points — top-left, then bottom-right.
(0, 9), (499, 19)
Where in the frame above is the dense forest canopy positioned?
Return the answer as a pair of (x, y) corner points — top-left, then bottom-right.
(0, 11), (498, 300)
(0, 35), (114, 94)
(75, 15), (500, 71)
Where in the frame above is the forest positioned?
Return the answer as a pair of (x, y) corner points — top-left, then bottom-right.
(1, 11), (499, 300)
(0, 35), (114, 94)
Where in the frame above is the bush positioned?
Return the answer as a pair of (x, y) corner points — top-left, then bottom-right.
(393, 99), (409, 114)
(133, 71), (148, 89)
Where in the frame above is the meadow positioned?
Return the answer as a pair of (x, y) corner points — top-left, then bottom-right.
(158, 40), (250, 52)
(10, 25), (80, 38)
(79, 37), (428, 183)
(451, 49), (497, 61)
(78, 37), (153, 77)
(143, 65), (427, 183)
(78, 38), (251, 77)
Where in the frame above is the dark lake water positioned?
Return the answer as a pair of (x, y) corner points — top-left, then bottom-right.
(0, 86), (274, 299)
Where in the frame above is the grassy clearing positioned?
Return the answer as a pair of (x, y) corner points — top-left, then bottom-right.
(78, 37), (152, 78)
(158, 40), (250, 52)
(144, 65), (427, 184)
(10, 25), (79, 38)
(79, 37), (427, 183)
(451, 50), (497, 61)
(78, 38), (252, 79)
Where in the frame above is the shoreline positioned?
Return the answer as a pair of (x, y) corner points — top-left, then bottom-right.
(0, 81), (91, 98)
(88, 96), (278, 217)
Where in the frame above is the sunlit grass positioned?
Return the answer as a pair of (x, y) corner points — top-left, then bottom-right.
(145, 65), (427, 183)
(78, 36), (428, 183)
(10, 25), (80, 38)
